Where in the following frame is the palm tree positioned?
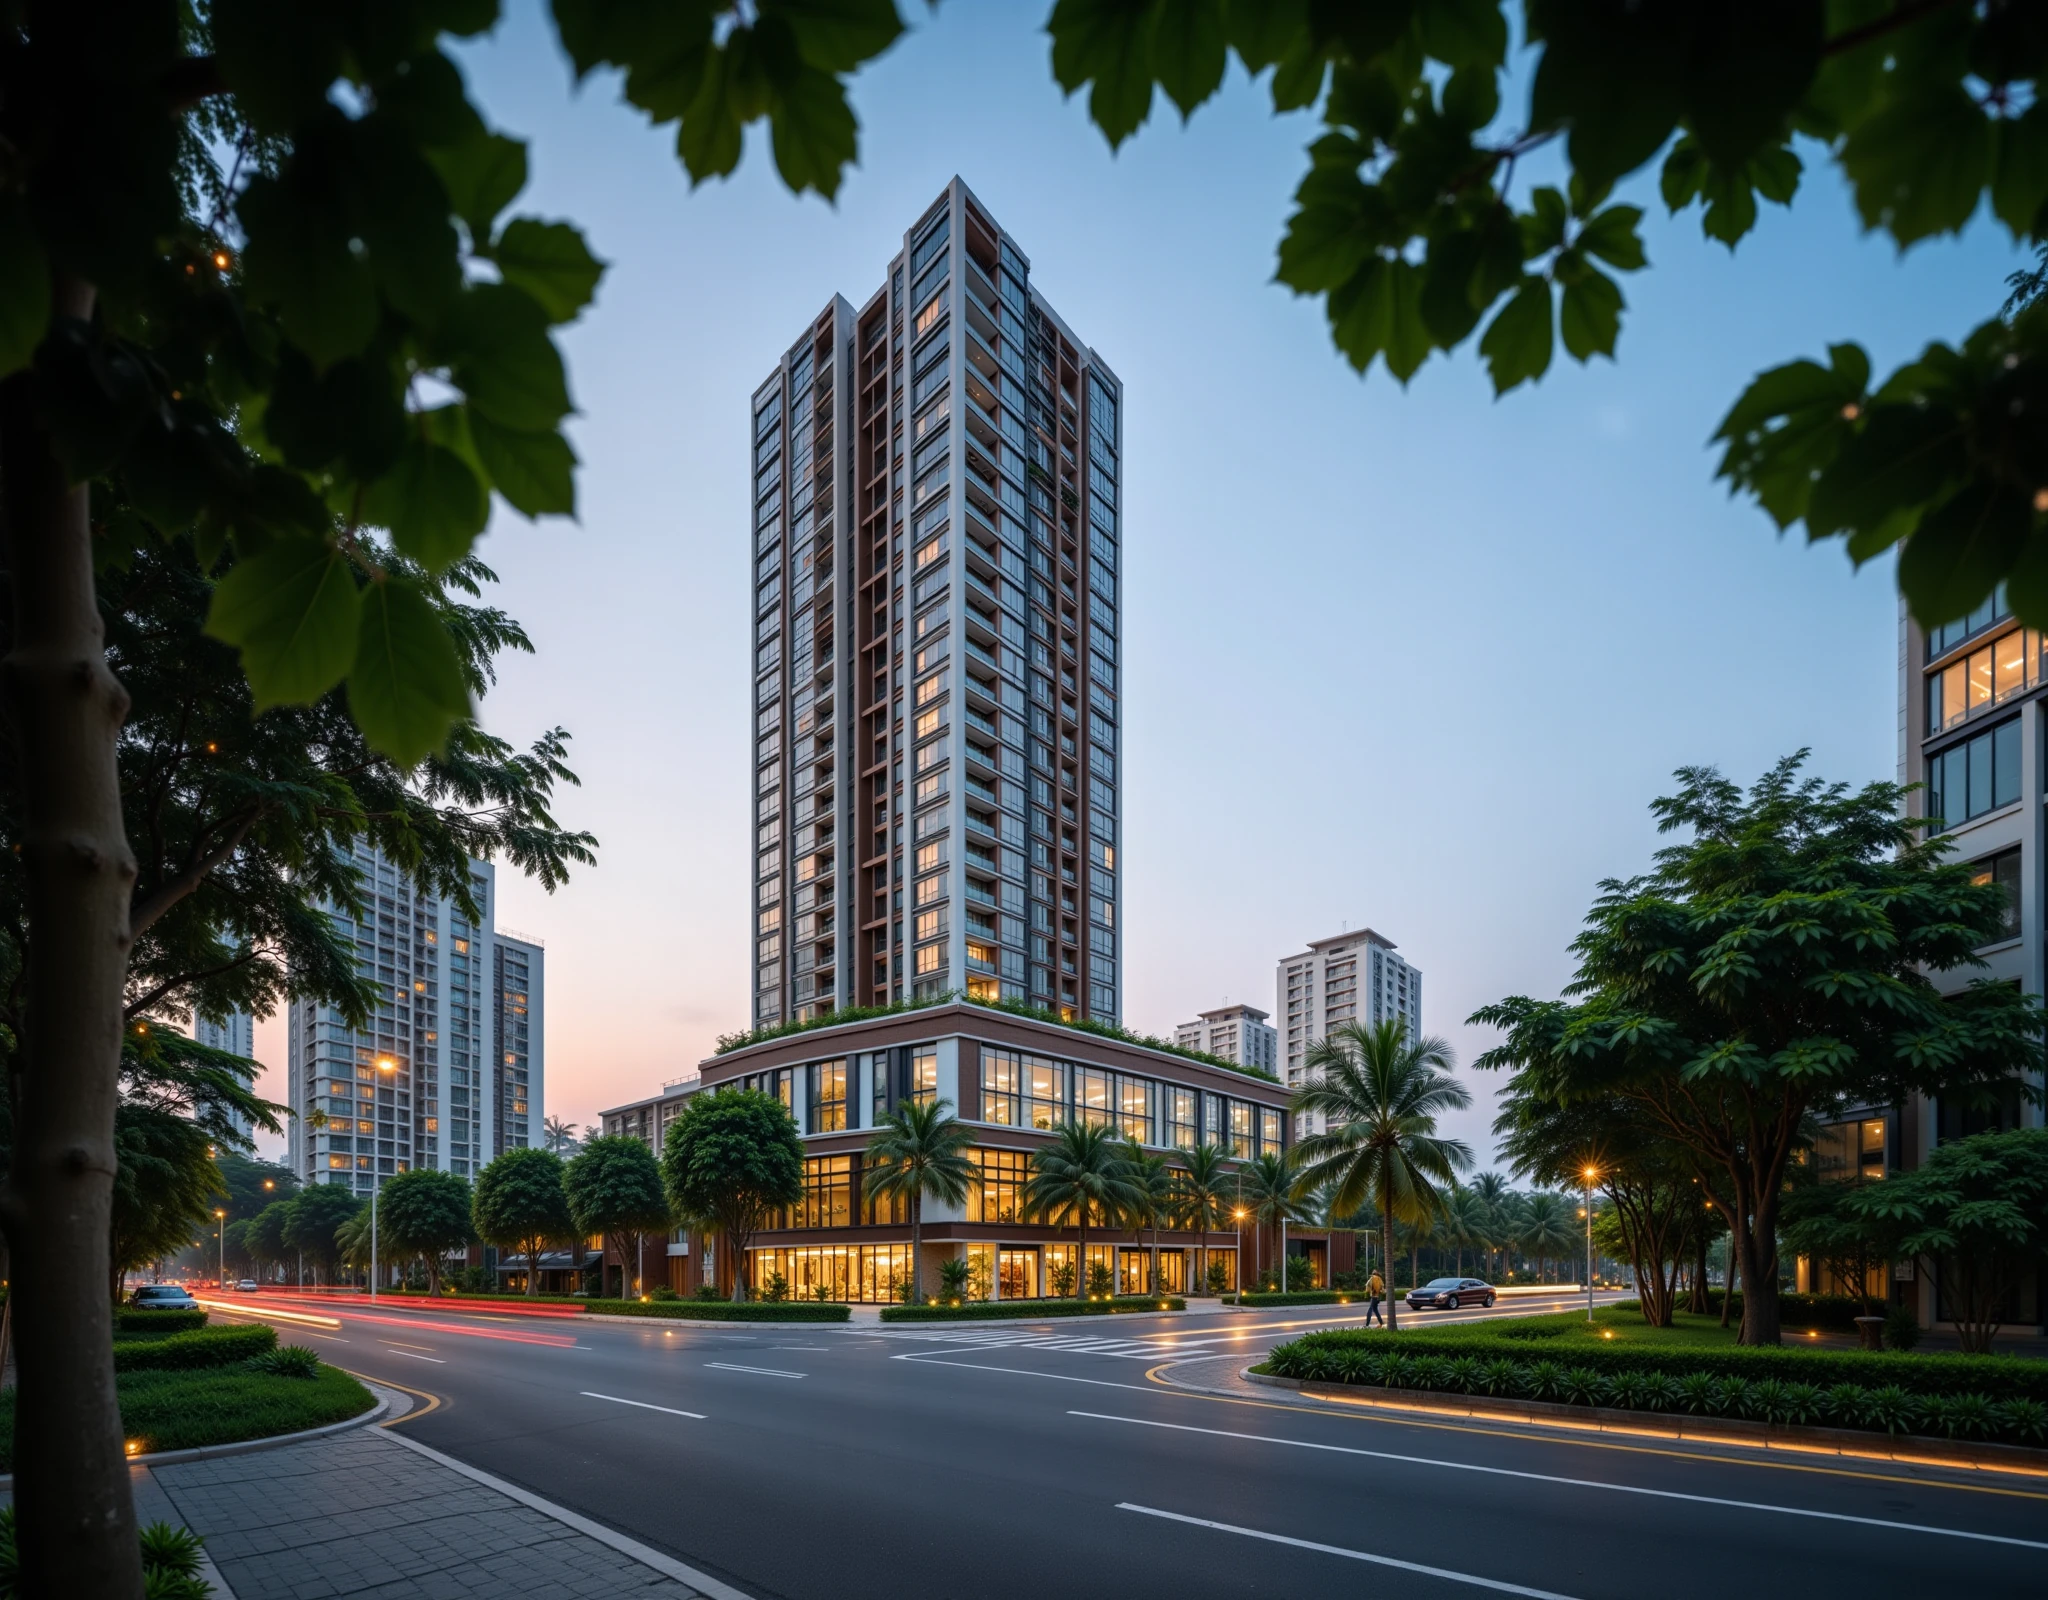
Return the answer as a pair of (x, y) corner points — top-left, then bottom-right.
(1519, 1191), (1577, 1284)
(1440, 1185), (1492, 1277)
(863, 1098), (976, 1305)
(1022, 1122), (1141, 1299)
(1291, 1018), (1473, 1330)
(542, 1116), (584, 1157)
(1239, 1151), (1311, 1291)
(1468, 1171), (1513, 1278)
(1125, 1142), (1176, 1297)
(1172, 1143), (1235, 1296)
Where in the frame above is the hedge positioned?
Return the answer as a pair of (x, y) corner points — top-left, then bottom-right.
(0, 1361), (374, 1471)
(1266, 1328), (2048, 1406)
(1689, 1291), (1875, 1333)
(583, 1298), (852, 1322)
(114, 1309), (209, 1336)
(880, 1295), (1186, 1322)
(113, 1324), (278, 1373)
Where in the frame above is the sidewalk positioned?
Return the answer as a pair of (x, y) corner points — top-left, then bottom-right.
(12, 1385), (751, 1600)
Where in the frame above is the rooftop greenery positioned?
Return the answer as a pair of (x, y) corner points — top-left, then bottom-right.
(712, 993), (1281, 1084)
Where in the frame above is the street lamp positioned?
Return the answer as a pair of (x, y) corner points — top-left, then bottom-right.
(1581, 1165), (1597, 1322)
(1233, 1207), (1247, 1298)
(213, 1209), (226, 1290)
(370, 1057), (396, 1299)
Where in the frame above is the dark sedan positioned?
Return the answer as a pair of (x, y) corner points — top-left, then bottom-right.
(129, 1283), (200, 1311)
(1405, 1277), (1495, 1311)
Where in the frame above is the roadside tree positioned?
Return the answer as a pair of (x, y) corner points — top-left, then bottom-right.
(280, 1183), (361, 1287)
(1173, 1143), (1236, 1298)
(661, 1088), (804, 1303)
(564, 1136), (671, 1300)
(1022, 1122), (1141, 1300)
(472, 1149), (573, 1297)
(1239, 1151), (1311, 1292)
(863, 1100), (975, 1306)
(377, 1168), (475, 1297)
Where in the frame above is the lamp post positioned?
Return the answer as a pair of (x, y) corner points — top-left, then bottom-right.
(214, 1209), (226, 1289)
(1233, 1207), (1247, 1298)
(1581, 1165), (1597, 1322)
(370, 1056), (396, 1299)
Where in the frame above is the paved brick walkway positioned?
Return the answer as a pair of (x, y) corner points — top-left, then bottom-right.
(147, 1422), (722, 1600)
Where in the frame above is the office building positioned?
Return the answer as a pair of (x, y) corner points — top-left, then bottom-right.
(1279, 930), (1422, 1136)
(192, 1009), (257, 1142)
(749, 178), (1124, 1030)
(1877, 587), (2045, 1328)
(287, 846), (544, 1193)
(1175, 1004), (1278, 1072)
(600, 1003), (1342, 1301)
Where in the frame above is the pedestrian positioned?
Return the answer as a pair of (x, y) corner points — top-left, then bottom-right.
(1365, 1269), (1385, 1327)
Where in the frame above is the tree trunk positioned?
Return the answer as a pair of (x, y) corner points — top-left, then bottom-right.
(1382, 1210), (1399, 1332)
(0, 353), (148, 1599)
(1735, 1190), (1782, 1346)
(1197, 1225), (1207, 1297)
(1720, 1234), (1737, 1329)
(1690, 1225), (1709, 1314)
(1075, 1212), (1087, 1299)
(909, 1194), (923, 1305)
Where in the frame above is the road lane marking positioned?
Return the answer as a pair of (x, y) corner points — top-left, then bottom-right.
(582, 1391), (706, 1420)
(706, 1362), (805, 1379)
(380, 1341), (437, 1352)
(894, 1352), (1158, 1392)
(1117, 1504), (1578, 1597)
(772, 1346), (830, 1351)
(388, 1350), (447, 1363)
(1076, 1413), (2048, 1550)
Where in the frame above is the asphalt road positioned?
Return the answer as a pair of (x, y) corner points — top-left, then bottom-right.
(204, 1291), (2048, 1600)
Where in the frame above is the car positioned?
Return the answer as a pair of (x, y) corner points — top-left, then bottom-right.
(129, 1284), (200, 1311)
(1405, 1277), (1496, 1311)
(235, 1279), (259, 1293)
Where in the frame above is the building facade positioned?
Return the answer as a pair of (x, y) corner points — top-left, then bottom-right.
(600, 1004), (1345, 1302)
(1278, 930), (1422, 1136)
(287, 846), (543, 1194)
(1883, 586), (2045, 1328)
(749, 178), (1125, 1031)
(1174, 1004), (1277, 1072)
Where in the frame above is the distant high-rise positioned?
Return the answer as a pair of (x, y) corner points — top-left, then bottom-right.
(287, 847), (543, 1192)
(1278, 930), (1422, 1137)
(749, 177), (1124, 1029)
(192, 1009), (257, 1142)
(1175, 1005), (1277, 1073)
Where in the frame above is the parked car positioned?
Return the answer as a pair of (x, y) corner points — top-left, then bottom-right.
(129, 1284), (200, 1311)
(235, 1279), (259, 1293)
(1405, 1277), (1496, 1311)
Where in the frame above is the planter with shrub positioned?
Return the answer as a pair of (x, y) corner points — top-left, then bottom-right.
(880, 1295), (1186, 1322)
(581, 1298), (851, 1322)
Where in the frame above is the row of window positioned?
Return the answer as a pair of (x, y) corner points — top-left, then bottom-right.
(1925, 717), (2021, 830)
(980, 1048), (1280, 1154)
(1925, 626), (2045, 734)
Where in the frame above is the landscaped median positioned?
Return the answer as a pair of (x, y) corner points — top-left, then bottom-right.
(1257, 1310), (2048, 1449)
(880, 1295), (1186, 1322)
(584, 1298), (851, 1322)
(0, 1315), (375, 1472)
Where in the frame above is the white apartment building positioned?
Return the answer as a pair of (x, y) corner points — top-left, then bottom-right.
(1174, 1004), (1277, 1072)
(287, 846), (544, 1195)
(192, 1009), (257, 1142)
(1278, 930), (1422, 1135)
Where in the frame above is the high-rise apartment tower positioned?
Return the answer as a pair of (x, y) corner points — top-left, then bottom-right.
(1279, 930), (1422, 1136)
(287, 847), (544, 1193)
(749, 178), (1125, 1028)
(1175, 1004), (1278, 1072)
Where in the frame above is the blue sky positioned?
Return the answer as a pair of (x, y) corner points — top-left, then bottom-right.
(246, 6), (2031, 1167)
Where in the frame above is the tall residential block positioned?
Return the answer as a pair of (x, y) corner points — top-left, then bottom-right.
(287, 846), (543, 1194)
(1175, 1004), (1278, 1072)
(749, 178), (1125, 1030)
(1278, 930), (1422, 1136)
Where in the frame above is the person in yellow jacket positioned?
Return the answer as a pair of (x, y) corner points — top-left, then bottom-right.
(1365, 1269), (1385, 1327)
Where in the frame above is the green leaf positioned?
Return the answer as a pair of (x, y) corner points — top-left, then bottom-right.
(1992, 103), (2048, 238)
(1381, 260), (1431, 383)
(426, 133), (529, 239)
(0, 195), (50, 376)
(767, 62), (861, 199)
(1898, 483), (2034, 628)
(1842, 85), (1995, 246)
(1225, 0), (1305, 73)
(204, 539), (363, 709)
(1529, 10), (1683, 187)
(347, 580), (472, 766)
(1048, 0), (1161, 148)
(1479, 276), (1553, 393)
(493, 219), (607, 323)
(352, 117), (464, 324)
(1521, 188), (1568, 256)
(1325, 257), (1395, 374)
(211, 0), (346, 135)
(1441, 65), (1499, 133)
(1806, 405), (1968, 543)
(468, 410), (578, 518)
(1559, 266), (1623, 362)
(1416, 0), (1508, 71)
(1275, 163), (1376, 293)
(1152, 0), (1227, 118)
(1577, 204), (1646, 271)
(676, 38), (748, 182)
(439, 283), (573, 432)
(362, 440), (488, 570)
(237, 175), (378, 369)
(1419, 228), (1486, 349)
(763, 0), (906, 74)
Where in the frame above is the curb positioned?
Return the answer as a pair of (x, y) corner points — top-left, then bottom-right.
(876, 1307), (1192, 1330)
(1237, 1370), (2048, 1474)
(0, 1392), (388, 1491)
(579, 1312), (856, 1329)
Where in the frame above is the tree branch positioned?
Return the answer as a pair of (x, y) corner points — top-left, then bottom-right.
(122, 945), (265, 1023)
(1823, 0), (1968, 59)
(163, 55), (227, 112)
(130, 804), (266, 938)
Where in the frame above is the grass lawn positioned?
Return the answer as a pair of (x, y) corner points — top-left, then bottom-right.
(1402, 1302), (1772, 1351)
(0, 1362), (374, 1472)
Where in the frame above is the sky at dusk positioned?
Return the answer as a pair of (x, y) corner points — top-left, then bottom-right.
(248, 4), (2029, 1170)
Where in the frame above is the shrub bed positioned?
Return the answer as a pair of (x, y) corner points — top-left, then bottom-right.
(880, 1295), (1185, 1322)
(0, 1360), (374, 1471)
(583, 1298), (851, 1322)
(1690, 1291), (1875, 1333)
(113, 1323), (277, 1373)
(1264, 1331), (2048, 1444)
(115, 1308), (209, 1336)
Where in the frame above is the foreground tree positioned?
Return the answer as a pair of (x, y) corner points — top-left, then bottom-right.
(863, 1100), (975, 1306)
(1047, 4), (2048, 623)
(1022, 1122), (1141, 1300)
(1125, 1142), (1175, 1296)
(661, 1088), (804, 1303)
(1292, 1019), (1472, 1330)
(564, 1136), (671, 1300)
(280, 1182), (360, 1287)
(1473, 756), (2043, 1344)
(1173, 1143), (1235, 1297)
(1848, 1127), (2048, 1354)
(472, 1149), (572, 1297)
(376, 1167), (474, 1297)
(1239, 1151), (1311, 1292)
